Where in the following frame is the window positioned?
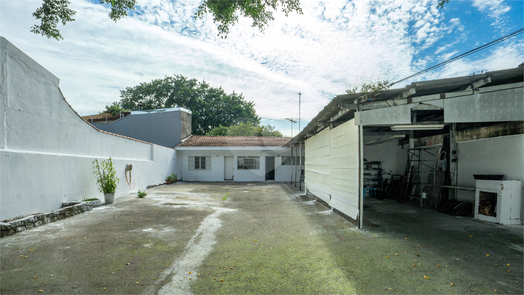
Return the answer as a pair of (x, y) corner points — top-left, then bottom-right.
(189, 156), (211, 171)
(237, 156), (260, 170)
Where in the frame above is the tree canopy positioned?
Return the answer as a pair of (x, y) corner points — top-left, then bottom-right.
(32, 0), (302, 40)
(346, 80), (390, 94)
(195, 0), (302, 38)
(117, 74), (261, 135)
(207, 122), (283, 137)
(101, 102), (129, 116)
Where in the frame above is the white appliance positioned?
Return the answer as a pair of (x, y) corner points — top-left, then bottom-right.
(475, 180), (522, 225)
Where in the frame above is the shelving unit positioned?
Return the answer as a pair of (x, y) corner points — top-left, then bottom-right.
(364, 161), (382, 196)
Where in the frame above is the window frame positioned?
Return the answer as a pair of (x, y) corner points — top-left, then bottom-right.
(237, 156), (260, 170)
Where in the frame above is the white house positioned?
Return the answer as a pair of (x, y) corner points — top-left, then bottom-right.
(176, 136), (292, 182)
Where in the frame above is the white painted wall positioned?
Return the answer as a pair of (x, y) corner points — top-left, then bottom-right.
(177, 147), (291, 182)
(455, 134), (524, 222)
(363, 135), (408, 179)
(0, 37), (176, 220)
(305, 119), (360, 219)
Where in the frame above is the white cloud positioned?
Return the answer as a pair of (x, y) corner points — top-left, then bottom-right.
(471, 0), (511, 19)
(0, 0), (521, 130)
(471, 0), (511, 29)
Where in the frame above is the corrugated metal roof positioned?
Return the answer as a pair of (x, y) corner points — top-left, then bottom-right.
(287, 66), (523, 146)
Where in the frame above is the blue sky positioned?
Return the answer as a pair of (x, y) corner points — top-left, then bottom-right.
(1, 0), (523, 136)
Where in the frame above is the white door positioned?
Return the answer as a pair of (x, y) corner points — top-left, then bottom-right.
(224, 156), (234, 180)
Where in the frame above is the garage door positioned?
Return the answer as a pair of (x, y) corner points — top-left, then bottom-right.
(305, 119), (360, 219)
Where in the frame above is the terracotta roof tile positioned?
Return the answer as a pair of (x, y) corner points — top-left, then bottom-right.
(177, 136), (291, 147)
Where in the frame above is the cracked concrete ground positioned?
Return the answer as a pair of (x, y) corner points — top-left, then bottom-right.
(1, 183), (522, 294)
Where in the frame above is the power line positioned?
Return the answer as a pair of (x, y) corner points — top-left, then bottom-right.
(356, 28), (524, 103)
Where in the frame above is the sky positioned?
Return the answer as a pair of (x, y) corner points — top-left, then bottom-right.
(1, 0), (523, 136)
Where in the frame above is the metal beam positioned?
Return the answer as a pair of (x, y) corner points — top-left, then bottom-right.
(340, 103), (358, 110)
(465, 77), (491, 92)
(330, 108), (352, 122)
(392, 87), (416, 104)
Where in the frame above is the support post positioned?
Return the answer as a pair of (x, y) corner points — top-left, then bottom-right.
(358, 124), (364, 229)
(299, 141), (303, 191)
(450, 123), (458, 200)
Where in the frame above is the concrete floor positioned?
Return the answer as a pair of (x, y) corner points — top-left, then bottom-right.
(0, 183), (522, 294)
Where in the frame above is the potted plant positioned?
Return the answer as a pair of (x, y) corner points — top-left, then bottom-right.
(92, 157), (119, 204)
(166, 172), (177, 184)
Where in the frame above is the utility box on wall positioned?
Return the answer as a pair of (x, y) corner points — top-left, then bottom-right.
(475, 180), (522, 225)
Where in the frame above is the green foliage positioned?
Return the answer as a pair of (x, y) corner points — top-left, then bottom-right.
(118, 74), (261, 135)
(101, 102), (129, 116)
(31, 0), (136, 40)
(32, 0), (300, 40)
(437, 0), (450, 9)
(346, 80), (390, 94)
(207, 122), (283, 137)
(195, 0), (302, 38)
(92, 157), (119, 194)
(31, 0), (76, 40)
(166, 172), (177, 182)
(206, 125), (229, 136)
(137, 190), (147, 198)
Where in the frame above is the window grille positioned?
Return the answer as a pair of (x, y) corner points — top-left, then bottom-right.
(237, 156), (260, 170)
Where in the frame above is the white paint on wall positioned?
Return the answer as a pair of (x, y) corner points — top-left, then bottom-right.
(0, 37), (176, 220)
(455, 134), (524, 223)
(177, 148), (291, 182)
(305, 119), (360, 220)
(363, 135), (408, 178)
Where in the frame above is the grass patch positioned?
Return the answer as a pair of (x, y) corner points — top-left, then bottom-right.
(138, 190), (147, 198)
(82, 198), (99, 202)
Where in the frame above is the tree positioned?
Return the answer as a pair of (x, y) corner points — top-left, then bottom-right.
(31, 0), (302, 40)
(207, 122), (283, 137)
(437, 0), (450, 9)
(32, 0), (135, 40)
(195, 0), (302, 38)
(118, 74), (261, 135)
(101, 102), (129, 116)
(346, 80), (390, 94)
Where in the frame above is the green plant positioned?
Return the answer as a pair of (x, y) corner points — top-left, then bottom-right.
(166, 172), (177, 182)
(222, 196), (227, 201)
(138, 190), (147, 198)
(92, 157), (119, 194)
(82, 198), (99, 202)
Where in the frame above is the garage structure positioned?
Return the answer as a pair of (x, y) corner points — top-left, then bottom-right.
(288, 66), (523, 228)
(176, 136), (292, 182)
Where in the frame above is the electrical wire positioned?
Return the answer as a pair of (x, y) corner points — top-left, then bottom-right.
(356, 28), (524, 103)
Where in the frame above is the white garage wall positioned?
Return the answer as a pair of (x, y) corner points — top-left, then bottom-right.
(456, 134), (524, 202)
(363, 135), (408, 178)
(305, 119), (360, 219)
(177, 148), (291, 182)
(0, 38), (176, 220)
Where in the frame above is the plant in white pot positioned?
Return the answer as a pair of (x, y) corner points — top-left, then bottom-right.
(92, 157), (119, 204)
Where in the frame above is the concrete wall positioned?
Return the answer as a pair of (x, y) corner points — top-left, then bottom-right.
(363, 136), (408, 179)
(455, 134), (524, 200)
(305, 119), (360, 220)
(92, 109), (191, 148)
(0, 37), (176, 220)
(177, 148), (291, 182)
